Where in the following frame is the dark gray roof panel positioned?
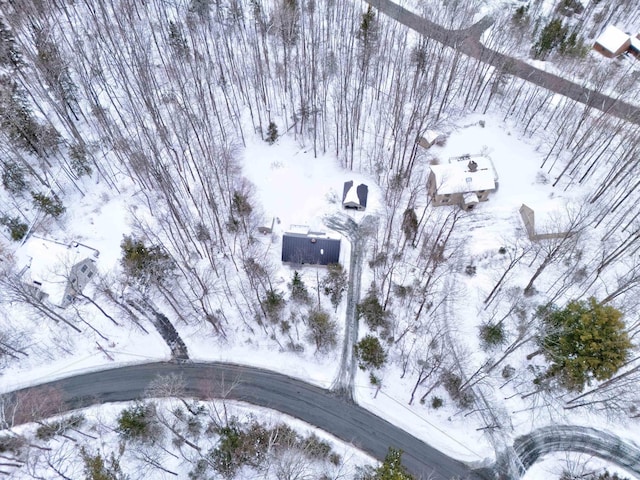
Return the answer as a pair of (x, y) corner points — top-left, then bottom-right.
(356, 184), (368, 208)
(281, 234), (341, 265)
(343, 181), (354, 202)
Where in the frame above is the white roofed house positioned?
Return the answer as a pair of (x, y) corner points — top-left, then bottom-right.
(427, 155), (498, 210)
(593, 26), (632, 58)
(17, 237), (99, 308)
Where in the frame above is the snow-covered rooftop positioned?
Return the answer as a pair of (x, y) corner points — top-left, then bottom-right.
(424, 129), (443, 144)
(430, 155), (497, 195)
(343, 184), (361, 206)
(595, 25), (630, 53)
(16, 237), (99, 306)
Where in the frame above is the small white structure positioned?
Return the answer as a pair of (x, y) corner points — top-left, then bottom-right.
(417, 130), (446, 149)
(427, 155), (498, 210)
(342, 181), (368, 211)
(17, 237), (99, 307)
(593, 26), (632, 58)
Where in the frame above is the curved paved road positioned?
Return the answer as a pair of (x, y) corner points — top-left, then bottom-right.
(7, 362), (492, 480)
(513, 425), (640, 478)
(364, 0), (640, 125)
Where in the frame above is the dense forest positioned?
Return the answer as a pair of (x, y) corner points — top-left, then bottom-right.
(1, 0), (640, 478)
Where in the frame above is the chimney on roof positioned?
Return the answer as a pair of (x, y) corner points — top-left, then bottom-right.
(468, 160), (478, 172)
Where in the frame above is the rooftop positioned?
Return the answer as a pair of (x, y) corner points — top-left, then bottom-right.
(430, 155), (497, 195)
(16, 237), (99, 306)
(281, 232), (341, 265)
(595, 25), (630, 53)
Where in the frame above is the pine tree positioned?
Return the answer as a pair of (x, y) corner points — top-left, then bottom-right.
(357, 287), (389, 332)
(533, 18), (568, 59)
(374, 448), (414, 480)
(355, 335), (387, 371)
(120, 236), (174, 286)
(536, 298), (632, 392)
(306, 309), (337, 352)
(0, 19), (22, 69)
(266, 121), (279, 144)
(289, 271), (310, 304)
(31, 192), (65, 218)
(168, 21), (190, 59)
(322, 263), (347, 309)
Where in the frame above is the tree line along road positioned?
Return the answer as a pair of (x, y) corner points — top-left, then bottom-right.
(6, 361), (494, 480)
(363, 0), (640, 125)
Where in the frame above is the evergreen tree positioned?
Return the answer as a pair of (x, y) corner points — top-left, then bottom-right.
(306, 309), (337, 352)
(266, 121), (279, 144)
(358, 5), (379, 65)
(533, 18), (568, 59)
(401, 208), (418, 245)
(116, 403), (157, 442)
(80, 447), (128, 480)
(536, 298), (632, 392)
(289, 271), (310, 304)
(261, 289), (285, 323)
(368, 448), (414, 480)
(120, 236), (174, 286)
(322, 263), (347, 309)
(69, 142), (93, 177)
(31, 192), (65, 218)
(355, 335), (387, 370)
(0, 215), (28, 241)
(168, 21), (190, 59)
(0, 19), (22, 69)
(2, 162), (27, 194)
(0, 76), (44, 155)
(357, 287), (389, 332)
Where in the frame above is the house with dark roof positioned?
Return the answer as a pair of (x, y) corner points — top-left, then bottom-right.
(281, 232), (341, 265)
(342, 181), (368, 211)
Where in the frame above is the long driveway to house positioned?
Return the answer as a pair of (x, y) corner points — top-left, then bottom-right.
(325, 213), (377, 399)
(5, 362), (492, 480)
(363, 0), (640, 125)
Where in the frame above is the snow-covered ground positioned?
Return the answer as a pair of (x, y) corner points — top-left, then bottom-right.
(8, 398), (375, 480)
(2, 111), (637, 474)
(1, 0), (639, 474)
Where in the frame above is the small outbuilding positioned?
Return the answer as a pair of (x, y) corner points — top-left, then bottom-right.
(342, 181), (368, 211)
(593, 26), (632, 58)
(281, 232), (340, 265)
(417, 130), (446, 150)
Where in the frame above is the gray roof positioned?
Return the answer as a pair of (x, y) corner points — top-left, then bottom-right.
(281, 233), (341, 265)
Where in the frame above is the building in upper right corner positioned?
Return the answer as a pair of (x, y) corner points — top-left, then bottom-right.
(427, 155), (498, 211)
(593, 25), (633, 58)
